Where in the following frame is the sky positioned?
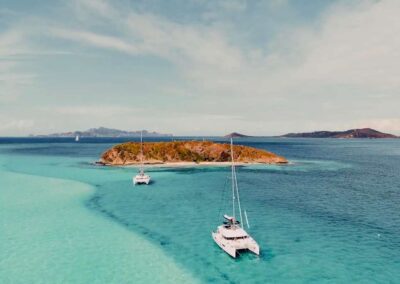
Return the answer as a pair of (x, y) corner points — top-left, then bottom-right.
(0, 0), (399, 136)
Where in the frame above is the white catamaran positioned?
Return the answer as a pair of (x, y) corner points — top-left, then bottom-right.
(212, 138), (260, 258)
(133, 132), (151, 185)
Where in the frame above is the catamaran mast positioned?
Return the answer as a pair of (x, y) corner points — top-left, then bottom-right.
(230, 138), (243, 227)
(140, 131), (144, 172)
(231, 138), (235, 220)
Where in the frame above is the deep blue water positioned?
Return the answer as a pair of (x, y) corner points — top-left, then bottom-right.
(1, 137), (399, 283)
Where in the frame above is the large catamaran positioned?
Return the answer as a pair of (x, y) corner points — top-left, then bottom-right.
(133, 132), (151, 185)
(212, 139), (260, 258)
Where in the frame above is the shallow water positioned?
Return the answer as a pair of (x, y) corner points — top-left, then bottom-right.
(1, 137), (399, 283)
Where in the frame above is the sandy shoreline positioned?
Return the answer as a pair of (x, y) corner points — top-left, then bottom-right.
(0, 161), (197, 283)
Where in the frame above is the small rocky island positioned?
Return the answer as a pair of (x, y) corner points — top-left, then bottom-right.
(99, 141), (287, 166)
(224, 132), (251, 138)
(281, 128), (397, 139)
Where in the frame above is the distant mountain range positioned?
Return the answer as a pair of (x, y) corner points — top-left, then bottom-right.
(281, 128), (397, 138)
(35, 127), (172, 137)
(32, 127), (397, 139)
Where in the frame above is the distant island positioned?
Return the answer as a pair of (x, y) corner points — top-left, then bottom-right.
(224, 132), (251, 138)
(99, 141), (287, 166)
(34, 127), (172, 138)
(281, 128), (397, 139)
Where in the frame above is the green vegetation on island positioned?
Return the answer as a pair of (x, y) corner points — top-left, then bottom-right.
(99, 141), (287, 165)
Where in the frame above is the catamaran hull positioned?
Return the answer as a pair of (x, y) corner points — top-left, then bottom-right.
(248, 245), (260, 255)
(212, 232), (237, 258)
(212, 232), (260, 258)
(133, 176), (150, 185)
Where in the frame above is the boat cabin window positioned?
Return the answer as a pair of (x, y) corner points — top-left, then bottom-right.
(224, 236), (248, 240)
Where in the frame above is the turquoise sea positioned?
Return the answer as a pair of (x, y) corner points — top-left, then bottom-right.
(1, 137), (399, 283)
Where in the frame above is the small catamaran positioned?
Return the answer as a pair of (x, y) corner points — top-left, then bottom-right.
(212, 138), (260, 258)
(133, 132), (151, 185)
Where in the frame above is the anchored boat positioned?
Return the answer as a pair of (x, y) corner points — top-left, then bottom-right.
(212, 139), (260, 258)
(133, 131), (151, 185)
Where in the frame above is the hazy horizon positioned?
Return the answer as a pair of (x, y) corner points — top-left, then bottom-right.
(1, 0), (399, 136)
(0, 125), (398, 138)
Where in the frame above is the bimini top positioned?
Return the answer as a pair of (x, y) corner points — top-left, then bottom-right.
(224, 214), (239, 223)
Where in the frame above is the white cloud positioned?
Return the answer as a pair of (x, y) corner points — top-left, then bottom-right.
(0, 117), (35, 135)
(76, 0), (113, 16)
(286, 0), (400, 92)
(0, 29), (35, 102)
(357, 118), (400, 133)
(1, 0), (400, 135)
(52, 105), (137, 117)
(0, 30), (24, 57)
(50, 28), (136, 54)
(50, 9), (244, 72)
(58, 0), (400, 94)
(69, 0), (117, 21)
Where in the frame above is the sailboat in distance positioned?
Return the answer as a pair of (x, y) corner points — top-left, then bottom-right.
(212, 138), (260, 258)
(133, 131), (151, 185)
